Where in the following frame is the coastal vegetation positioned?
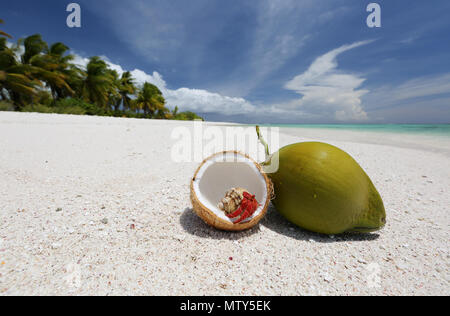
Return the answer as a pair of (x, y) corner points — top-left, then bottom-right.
(0, 19), (203, 121)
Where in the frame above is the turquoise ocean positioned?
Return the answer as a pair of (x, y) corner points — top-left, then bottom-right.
(248, 124), (450, 156)
(258, 124), (450, 138)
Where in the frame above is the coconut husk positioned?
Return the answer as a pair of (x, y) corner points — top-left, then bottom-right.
(190, 151), (273, 231)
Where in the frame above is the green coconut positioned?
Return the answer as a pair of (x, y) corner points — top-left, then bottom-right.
(257, 127), (386, 235)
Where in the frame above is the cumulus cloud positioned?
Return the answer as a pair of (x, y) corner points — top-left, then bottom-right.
(6, 41), (24, 59)
(70, 53), (256, 115)
(72, 54), (90, 69)
(283, 40), (374, 121)
(164, 88), (256, 114)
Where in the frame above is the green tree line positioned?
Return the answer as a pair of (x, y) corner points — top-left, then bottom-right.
(0, 19), (203, 121)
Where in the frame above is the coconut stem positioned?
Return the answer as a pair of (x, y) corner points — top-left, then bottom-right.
(256, 125), (271, 163)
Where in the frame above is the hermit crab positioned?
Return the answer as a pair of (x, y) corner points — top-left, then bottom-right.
(218, 188), (260, 224)
(190, 151), (272, 231)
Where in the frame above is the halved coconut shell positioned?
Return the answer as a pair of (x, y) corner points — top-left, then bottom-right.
(190, 151), (272, 231)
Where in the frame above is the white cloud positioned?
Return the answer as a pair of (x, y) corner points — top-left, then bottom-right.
(367, 95), (450, 124)
(71, 52), (256, 115)
(388, 73), (450, 102)
(217, 1), (314, 97)
(283, 40), (374, 121)
(127, 69), (167, 90)
(6, 41), (24, 59)
(72, 54), (90, 69)
(164, 88), (256, 114)
(364, 73), (450, 115)
(128, 68), (256, 115)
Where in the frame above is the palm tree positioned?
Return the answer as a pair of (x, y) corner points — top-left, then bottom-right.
(106, 69), (121, 111)
(171, 106), (179, 118)
(19, 35), (75, 101)
(62, 61), (85, 99)
(135, 82), (166, 118)
(155, 107), (171, 119)
(45, 42), (80, 99)
(0, 37), (41, 108)
(118, 71), (136, 112)
(20, 34), (48, 64)
(81, 56), (113, 109)
(0, 19), (201, 120)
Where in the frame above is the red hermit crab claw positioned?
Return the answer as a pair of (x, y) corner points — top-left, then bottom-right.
(226, 191), (260, 224)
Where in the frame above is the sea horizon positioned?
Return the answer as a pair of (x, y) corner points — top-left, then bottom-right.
(252, 123), (450, 137)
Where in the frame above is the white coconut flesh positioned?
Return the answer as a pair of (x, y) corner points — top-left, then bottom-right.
(193, 152), (269, 224)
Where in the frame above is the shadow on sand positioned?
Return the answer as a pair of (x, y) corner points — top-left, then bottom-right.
(180, 204), (380, 243)
(179, 207), (261, 240)
(260, 204), (380, 243)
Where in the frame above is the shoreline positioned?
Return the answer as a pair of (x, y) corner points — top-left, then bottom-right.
(2, 112), (448, 153)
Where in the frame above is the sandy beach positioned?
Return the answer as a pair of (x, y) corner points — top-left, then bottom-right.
(0, 112), (448, 296)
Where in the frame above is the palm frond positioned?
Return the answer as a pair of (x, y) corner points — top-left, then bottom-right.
(0, 31), (12, 39)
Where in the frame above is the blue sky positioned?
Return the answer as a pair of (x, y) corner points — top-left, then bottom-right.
(2, 0), (450, 123)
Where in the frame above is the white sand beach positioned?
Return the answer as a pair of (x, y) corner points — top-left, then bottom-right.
(0, 112), (449, 296)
